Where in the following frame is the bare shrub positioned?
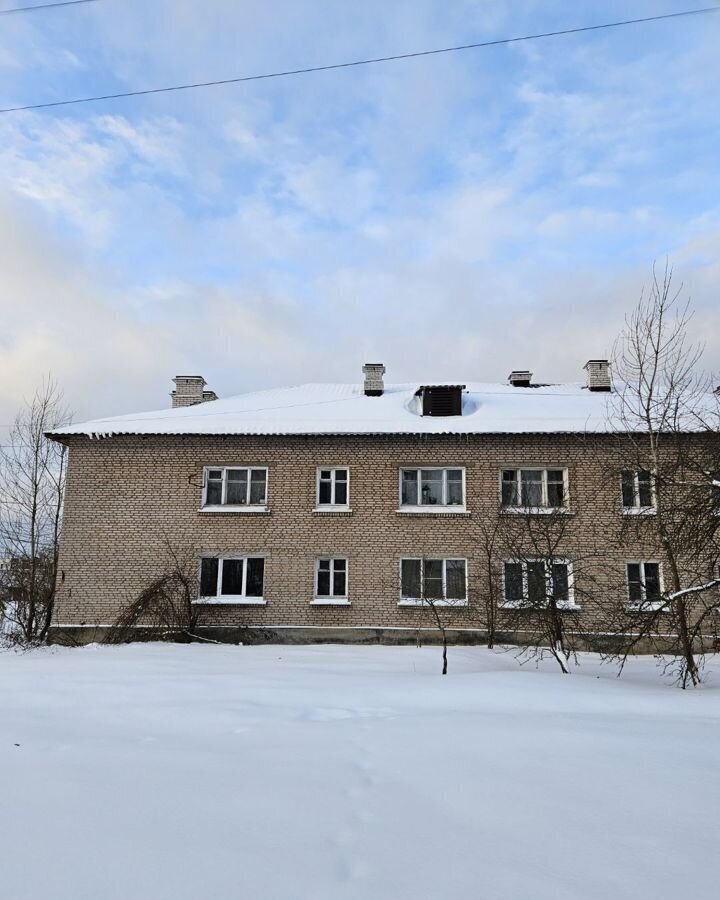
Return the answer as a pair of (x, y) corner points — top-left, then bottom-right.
(498, 508), (604, 674)
(105, 541), (205, 644)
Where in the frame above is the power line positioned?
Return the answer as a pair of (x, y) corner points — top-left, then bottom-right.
(0, 6), (717, 114)
(0, 0), (99, 15)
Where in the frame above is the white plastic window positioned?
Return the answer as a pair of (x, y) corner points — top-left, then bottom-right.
(203, 467), (267, 507)
(500, 469), (566, 509)
(400, 469), (465, 508)
(316, 468), (349, 507)
(315, 558), (348, 598)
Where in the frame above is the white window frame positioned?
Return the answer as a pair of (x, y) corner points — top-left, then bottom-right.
(499, 468), (569, 513)
(711, 473), (720, 517)
(311, 557), (350, 605)
(620, 470), (656, 515)
(625, 560), (664, 611)
(200, 466), (268, 512)
(398, 557), (469, 607)
(195, 555), (266, 605)
(500, 558), (577, 609)
(314, 467), (351, 511)
(398, 467), (467, 513)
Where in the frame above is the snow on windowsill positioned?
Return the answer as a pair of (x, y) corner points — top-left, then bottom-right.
(626, 602), (666, 613)
(398, 599), (469, 607)
(500, 507), (573, 516)
(498, 601), (581, 611)
(193, 597), (267, 606)
(310, 598), (351, 606)
(312, 507), (353, 515)
(198, 506), (270, 515)
(396, 507), (470, 516)
(622, 507), (657, 516)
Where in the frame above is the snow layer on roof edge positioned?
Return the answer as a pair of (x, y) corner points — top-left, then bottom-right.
(48, 381), (622, 437)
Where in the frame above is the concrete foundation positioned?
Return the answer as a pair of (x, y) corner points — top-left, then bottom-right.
(47, 624), (696, 655)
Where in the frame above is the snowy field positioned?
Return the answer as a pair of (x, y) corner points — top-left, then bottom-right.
(1, 644), (718, 900)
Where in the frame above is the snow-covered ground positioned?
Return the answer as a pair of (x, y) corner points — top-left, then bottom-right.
(1, 644), (718, 900)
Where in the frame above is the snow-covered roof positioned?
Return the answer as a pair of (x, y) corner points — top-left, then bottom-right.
(51, 382), (618, 438)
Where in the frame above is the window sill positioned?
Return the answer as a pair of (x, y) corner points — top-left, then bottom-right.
(398, 599), (469, 607)
(198, 506), (270, 515)
(396, 507), (470, 516)
(193, 597), (266, 606)
(310, 598), (351, 606)
(500, 507), (573, 516)
(499, 601), (580, 611)
(626, 602), (666, 613)
(622, 508), (656, 516)
(312, 507), (353, 515)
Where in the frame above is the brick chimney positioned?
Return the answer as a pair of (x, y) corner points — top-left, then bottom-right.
(584, 360), (612, 392)
(362, 363), (385, 396)
(508, 370), (532, 387)
(171, 375), (218, 408)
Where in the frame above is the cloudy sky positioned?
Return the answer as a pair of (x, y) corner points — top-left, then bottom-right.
(0, 0), (718, 425)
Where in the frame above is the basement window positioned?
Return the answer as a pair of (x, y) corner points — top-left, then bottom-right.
(202, 466), (267, 510)
(196, 556), (265, 604)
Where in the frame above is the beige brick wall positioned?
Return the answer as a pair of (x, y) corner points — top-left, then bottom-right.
(52, 432), (699, 634)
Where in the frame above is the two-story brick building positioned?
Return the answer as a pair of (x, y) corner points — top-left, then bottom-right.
(49, 360), (704, 645)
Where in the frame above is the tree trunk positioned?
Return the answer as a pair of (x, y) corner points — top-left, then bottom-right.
(676, 598), (699, 688)
(485, 557), (496, 649)
(548, 603), (570, 674)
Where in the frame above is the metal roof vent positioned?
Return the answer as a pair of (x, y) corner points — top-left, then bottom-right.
(508, 370), (533, 388)
(416, 385), (465, 417)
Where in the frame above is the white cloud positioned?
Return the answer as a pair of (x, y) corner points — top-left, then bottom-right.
(0, 0), (717, 423)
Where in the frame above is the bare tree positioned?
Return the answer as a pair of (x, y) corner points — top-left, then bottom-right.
(105, 538), (209, 644)
(606, 264), (720, 687)
(470, 518), (504, 650)
(401, 555), (470, 674)
(498, 508), (604, 674)
(0, 379), (69, 644)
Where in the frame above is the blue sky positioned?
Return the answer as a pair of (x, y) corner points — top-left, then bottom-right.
(0, 0), (718, 422)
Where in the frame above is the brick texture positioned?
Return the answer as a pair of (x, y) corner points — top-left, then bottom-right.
(52, 431), (709, 640)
